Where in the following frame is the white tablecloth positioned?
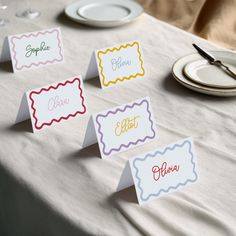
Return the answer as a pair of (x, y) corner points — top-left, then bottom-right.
(0, 1), (236, 235)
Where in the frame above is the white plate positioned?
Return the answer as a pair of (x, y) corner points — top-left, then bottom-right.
(77, 3), (131, 21)
(172, 51), (236, 97)
(65, 0), (143, 28)
(184, 58), (236, 88)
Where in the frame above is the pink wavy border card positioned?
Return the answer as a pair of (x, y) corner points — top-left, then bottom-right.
(93, 97), (157, 158)
(26, 76), (87, 132)
(8, 27), (64, 72)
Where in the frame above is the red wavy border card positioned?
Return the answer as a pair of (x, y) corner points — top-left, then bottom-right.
(82, 97), (157, 159)
(7, 28), (64, 72)
(21, 77), (87, 132)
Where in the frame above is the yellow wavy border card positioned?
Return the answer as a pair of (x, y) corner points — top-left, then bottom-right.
(93, 41), (145, 89)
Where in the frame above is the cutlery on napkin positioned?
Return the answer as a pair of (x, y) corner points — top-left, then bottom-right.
(192, 43), (236, 80)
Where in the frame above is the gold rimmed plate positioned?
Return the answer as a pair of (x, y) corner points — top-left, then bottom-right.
(184, 58), (236, 89)
(172, 51), (236, 97)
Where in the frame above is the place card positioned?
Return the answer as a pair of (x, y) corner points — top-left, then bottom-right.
(3, 27), (64, 72)
(15, 76), (87, 132)
(117, 138), (199, 205)
(85, 41), (146, 88)
(83, 97), (157, 158)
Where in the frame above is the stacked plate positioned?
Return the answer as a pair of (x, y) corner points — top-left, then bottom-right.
(172, 51), (236, 96)
(65, 0), (143, 28)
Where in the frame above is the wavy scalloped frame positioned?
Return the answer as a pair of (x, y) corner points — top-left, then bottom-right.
(133, 140), (198, 202)
(97, 41), (145, 87)
(29, 77), (86, 130)
(95, 99), (156, 156)
(10, 28), (63, 71)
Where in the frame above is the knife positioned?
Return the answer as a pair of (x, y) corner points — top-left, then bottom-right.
(192, 43), (236, 80)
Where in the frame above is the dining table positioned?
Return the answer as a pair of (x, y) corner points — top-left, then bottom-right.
(0, 0), (236, 235)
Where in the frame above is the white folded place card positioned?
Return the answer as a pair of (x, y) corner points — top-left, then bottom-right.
(16, 76), (87, 132)
(85, 40), (146, 88)
(1, 27), (64, 72)
(117, 138), (199, 205)
(83, 97), (157, 158)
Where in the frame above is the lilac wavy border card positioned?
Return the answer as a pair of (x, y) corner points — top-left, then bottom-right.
(129, 138), (199, 205)
(92, 97), (157, 158)
(7, 27), (64, 72)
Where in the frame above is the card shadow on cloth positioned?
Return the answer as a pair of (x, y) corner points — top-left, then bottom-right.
(84, 76), (101, 88)
(161, 72), (236, 101)
(108, 187), (149, 235)
(0, 163), (92, 236)
(8, 119), (32, 133)
(0, 61), (12, 73)
(108, 186), (138, 205)
(65, 143), (101, 161)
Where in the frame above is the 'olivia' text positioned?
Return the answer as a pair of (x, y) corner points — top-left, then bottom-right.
(152, 162), (180, 181)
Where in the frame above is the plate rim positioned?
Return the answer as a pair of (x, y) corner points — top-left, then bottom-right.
(64, 0), (143, 27)
(172, 51), (236, 96)
(77, 2), (132, 23)
(183, 59), (236, 89)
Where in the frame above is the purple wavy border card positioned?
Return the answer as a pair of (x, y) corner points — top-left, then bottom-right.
(128, 138), (199, 205)
(7, 27), (64, 72)
(92, 97), (157, 159)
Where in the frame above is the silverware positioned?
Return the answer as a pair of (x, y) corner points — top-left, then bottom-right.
(192, 43), (236, 80)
